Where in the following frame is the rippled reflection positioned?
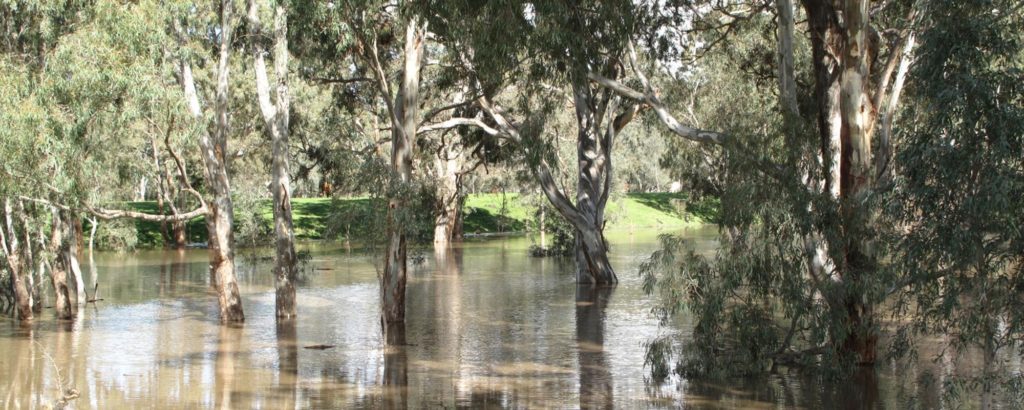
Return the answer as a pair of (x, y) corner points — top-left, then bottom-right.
(1, 227), (1016, 408)
(577, 286), (613, 410)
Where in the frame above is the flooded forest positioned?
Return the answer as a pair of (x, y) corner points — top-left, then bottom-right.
(1, 0), (1022, 408)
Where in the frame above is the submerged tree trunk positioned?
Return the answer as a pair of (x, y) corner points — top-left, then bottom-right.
(571, 82), (616, 284)
(836, 0), (878, 364)
(535, 80), (636, 285)
(1, 198), (32, 321)
(48, 208), (73, 320)
(248, 0), (297, 319)
(474, 79), (636, 284)
(64, 211), (85, 306)
(378, 19), (425, 330)
(175, 0), (244, 323)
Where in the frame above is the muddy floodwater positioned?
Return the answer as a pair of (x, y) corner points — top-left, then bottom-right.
(0, 227), (1016, 408)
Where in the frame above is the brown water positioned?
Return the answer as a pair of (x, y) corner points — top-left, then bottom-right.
(0, 227), (1015, 408)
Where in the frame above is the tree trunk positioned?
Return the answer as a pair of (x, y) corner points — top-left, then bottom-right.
(574, 227), (616, 285)
(205, 0), (245, 322)
(171, 221), (187, 249)
(571, 82), (618, 284)
(248, 0), (297, 319)
(804, 0), (884, 365)
(48, 208), (73, 320)
(837, 0), (878, 365)
(177, 0), (245, 323)
(88, 217), (98, 295)
(380, 19), (425, 331)
(433, 154), (463, 248)
(1, 198), (32, 321)
(803, 0), (844, 198)
(65, 211), (86, 306)
(539, 205), (547, 248)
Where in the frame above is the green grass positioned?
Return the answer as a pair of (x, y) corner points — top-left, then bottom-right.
(122, 192), (717, 248)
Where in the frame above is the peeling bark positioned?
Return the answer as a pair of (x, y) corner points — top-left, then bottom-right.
(248, 0), (297, 319)
(372, 18), (426, 331)
(174, 0), (245, 323)
(432, 151), (464, 248)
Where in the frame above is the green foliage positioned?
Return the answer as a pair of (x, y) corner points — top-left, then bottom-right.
(885, 0), (1024, 392)
(640, 2), (1024, 400)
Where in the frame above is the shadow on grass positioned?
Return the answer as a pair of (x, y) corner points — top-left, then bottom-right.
(628, 193), (720, 224)
(463, 207), (527, 234)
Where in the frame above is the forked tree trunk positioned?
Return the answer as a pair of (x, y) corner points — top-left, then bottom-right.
(571, 82), (616, 284)
(248, 0), (297, 319)
(534, 80), (636, 285)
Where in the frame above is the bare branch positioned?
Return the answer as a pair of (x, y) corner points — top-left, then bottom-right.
(417, 117), (501, 136)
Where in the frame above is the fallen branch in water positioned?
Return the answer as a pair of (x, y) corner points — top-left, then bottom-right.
(86, 282), (103, 303)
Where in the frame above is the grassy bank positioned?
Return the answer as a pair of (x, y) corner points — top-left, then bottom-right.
(121, 192), (717, 248)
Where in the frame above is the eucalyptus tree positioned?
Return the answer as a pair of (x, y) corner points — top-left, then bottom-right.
(0, 0), (248, 322)
(886, 0), (1024, 395)
(603, 0), (923, 372)
(417, 1), (650, 285)
(0, 0), (96, 321)
(170, 0), (246, 322)
(247, 0), (298, 319)
(294, 0), (499, 331)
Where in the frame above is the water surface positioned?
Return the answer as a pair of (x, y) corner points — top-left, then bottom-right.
(0, 227), (1011, 408)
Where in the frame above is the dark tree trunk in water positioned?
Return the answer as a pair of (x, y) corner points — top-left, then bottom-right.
(577, 286), (613, 409)
(378, 19), (425, 332)
(382, 322), (408, 409)
(276, 319), (298, 407)
(171, 222), (187, 249)
(1, 199), (32, 321)
(248, 0), (297, 319)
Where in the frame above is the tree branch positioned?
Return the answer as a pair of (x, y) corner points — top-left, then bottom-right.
(417, 117), (501, 136)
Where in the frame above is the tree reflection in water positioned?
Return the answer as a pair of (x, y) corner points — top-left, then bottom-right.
(276, 319), (298, 408)
(382, 323), (408, 409)
(577, 285), (613, 410)
(215, 324), (240, 409)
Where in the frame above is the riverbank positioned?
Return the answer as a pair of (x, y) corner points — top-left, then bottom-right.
(121, 192), (718, 248)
